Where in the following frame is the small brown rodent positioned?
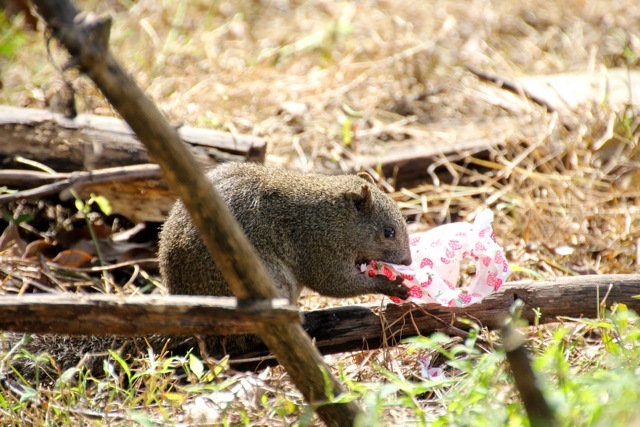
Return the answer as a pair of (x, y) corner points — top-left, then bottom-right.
(158, 162), (412, 303)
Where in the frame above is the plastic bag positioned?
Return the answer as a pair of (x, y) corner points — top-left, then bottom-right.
(362, 210), (510, 307)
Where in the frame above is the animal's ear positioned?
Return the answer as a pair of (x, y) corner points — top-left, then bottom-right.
(357, 172), (375, 184)
(346, 184), (374, 212)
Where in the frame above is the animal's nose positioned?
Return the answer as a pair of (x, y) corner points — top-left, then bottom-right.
(400, 254), (412, 266)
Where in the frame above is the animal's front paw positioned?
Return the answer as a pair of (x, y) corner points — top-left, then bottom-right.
(391, 276), (410, 299)
(375, 275), (410, 299)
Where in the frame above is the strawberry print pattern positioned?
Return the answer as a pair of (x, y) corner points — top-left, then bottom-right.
(361, 210), (511, 308)
(420, 257), (434, 268)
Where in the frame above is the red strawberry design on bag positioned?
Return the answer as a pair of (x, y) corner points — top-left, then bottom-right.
(420, 257), (433, 268)
(448, 240), (463, 251)
(381, 265), (395, 280)
(420, 275), (433, 287)
(475, 242), (487, 252)
(486, 272), (503, 291)
(408, 286), (423, 299)
(400, 273), (415, 281)
(458, 293), (472, 305)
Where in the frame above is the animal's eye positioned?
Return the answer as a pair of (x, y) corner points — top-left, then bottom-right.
(383, 226), (396, 239)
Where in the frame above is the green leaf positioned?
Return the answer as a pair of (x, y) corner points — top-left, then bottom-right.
(298, 406), (315, 427)
(58, 367), (79, 385)
(19, 385), (37, 403)
(189, 353), (205, 379)
(342, 116), (353, 146)
(128, 410), (156, 427)
(213, 355), (229, 376)
(4, 213), (34, 224)
(90, 193), (113, 215)
(108, 349), (132, 381)
(0, 14), (26, 59)
(75, 198), (85, 213)
(162, 392), (185, 403)
(560, 316), (614, 329)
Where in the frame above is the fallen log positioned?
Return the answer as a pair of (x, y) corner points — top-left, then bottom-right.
(0, 105), (266, 171)
(303, 274), (640, 356)
(0, 105), (267, 222)
(1, 275), (638, 359)
(0, 294), (299, 336)
(349, 68), (640, 188)
(350, 116), (537, 188)
(0, 164), (173, 222)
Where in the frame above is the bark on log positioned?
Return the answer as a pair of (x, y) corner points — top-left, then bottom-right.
(0, 294), (299, 336)
(0, 105), (266, 171)
(30, 2), (361, 425)
(291, 275), (640, 359)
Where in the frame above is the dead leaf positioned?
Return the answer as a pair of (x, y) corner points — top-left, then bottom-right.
(0, 222), (27, 255)
(23, 240), (61, 259)
(52, 249), (93, 268)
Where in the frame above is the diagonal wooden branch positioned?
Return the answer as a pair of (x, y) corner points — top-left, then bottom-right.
(30, 1), (361, 425)
(502, 320), (557, 427)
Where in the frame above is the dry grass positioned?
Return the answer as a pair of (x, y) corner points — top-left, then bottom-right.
(1, 0), (640, 425)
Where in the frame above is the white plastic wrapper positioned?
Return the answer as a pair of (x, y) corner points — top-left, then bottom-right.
(362, 210), (511, 307)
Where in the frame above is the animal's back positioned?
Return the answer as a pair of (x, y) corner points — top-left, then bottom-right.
(159, 162), (375, 300)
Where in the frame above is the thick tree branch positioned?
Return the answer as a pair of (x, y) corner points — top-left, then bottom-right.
(502, 321), (557, 427)
(0, 294), (299, 336)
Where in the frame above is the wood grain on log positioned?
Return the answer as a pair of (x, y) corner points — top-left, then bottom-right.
(0, 294), (299, 336)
